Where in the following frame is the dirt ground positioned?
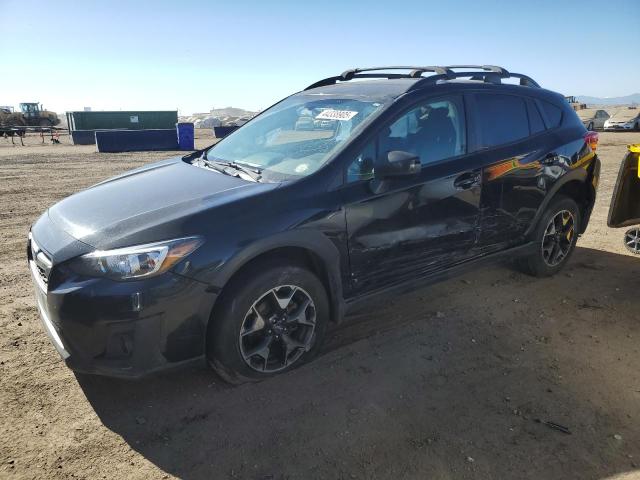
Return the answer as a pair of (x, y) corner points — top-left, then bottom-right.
(1, 131), (639, 480)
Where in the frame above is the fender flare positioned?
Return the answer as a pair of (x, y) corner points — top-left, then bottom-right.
(523, 166), (593, 238)
(209, 229), (346, 323)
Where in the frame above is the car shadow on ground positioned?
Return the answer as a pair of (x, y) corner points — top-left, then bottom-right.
(77, 246), (640, 480)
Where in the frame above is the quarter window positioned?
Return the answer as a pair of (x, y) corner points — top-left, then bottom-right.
(475, 94), (529, 147)
(539, 100), (563, 128)
(346, 141), (376, 183)
(526, 99), (545, 135)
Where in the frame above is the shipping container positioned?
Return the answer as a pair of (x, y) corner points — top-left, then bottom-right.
(95, 129), (178, 152)
(67, 111), (178, 131)
(213, 125), (239, 138)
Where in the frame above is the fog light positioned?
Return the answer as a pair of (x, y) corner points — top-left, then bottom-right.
(105, 332), (133, 358)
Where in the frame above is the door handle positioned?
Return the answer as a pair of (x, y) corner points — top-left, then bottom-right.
(454, 171), (480, 190)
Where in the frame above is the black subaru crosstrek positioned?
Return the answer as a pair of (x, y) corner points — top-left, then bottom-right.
(28, 65), (600, 383)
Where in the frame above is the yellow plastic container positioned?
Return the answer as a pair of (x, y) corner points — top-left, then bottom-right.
(631, 144), (640, 178)
(608, 144), (640, 227)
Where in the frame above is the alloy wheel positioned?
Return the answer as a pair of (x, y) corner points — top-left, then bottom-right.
(541, 210), (575, 267)
(624, 227), (640, 254)
(239, 285), (316, 372)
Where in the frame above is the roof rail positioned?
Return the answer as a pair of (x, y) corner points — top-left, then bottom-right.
(304, 65), (540, 90)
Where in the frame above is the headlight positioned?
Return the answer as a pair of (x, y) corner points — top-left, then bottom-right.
(70, 237), (203, 280)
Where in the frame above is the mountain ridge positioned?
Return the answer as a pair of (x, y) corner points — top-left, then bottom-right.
(575, 93), (640, 105)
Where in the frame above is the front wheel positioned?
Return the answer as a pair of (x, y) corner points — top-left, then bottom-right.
(207, 263), (329, 384)
(516, 196), (581, 277)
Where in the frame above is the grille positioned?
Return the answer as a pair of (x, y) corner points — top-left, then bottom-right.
(35, 262), (49, 286)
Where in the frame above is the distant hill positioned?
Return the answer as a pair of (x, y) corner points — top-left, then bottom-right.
(209, 107), (256, 118)
(576, 93), (640, 105)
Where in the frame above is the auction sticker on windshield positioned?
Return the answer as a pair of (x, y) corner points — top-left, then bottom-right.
(316, 109), (358, 121)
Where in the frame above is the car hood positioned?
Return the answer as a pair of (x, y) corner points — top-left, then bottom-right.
(47, 157), (279, 249)
(609, 112), (638, 122)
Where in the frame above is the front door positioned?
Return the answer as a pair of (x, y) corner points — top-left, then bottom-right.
(340, 95), (482, 296)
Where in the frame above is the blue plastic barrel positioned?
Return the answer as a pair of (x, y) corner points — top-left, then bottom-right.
(176, 122), (195, 150)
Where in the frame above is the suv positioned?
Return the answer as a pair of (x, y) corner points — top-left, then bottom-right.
(28, 65), (600, 383)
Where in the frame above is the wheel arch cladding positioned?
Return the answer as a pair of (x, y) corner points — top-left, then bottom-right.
(526, 172), (593, 238)
(208, 233), (345, 334)
(555, 179), (592, 229)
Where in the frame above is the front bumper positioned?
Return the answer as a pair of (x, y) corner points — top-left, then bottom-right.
(604, 124), (635, 131)
(28, 239), (217, 379)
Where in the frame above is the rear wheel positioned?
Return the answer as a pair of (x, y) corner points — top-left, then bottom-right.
(516, 196), (580, 277)
(207, 263), (329, 384)
(624, 227), (640, 254)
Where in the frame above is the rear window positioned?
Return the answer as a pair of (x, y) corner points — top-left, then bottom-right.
(539, 100), (563, 128)
(475, 94), (529, 147)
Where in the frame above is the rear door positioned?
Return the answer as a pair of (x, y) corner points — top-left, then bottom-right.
(340, 95), (483, 296)
(472, 92), (549, 250)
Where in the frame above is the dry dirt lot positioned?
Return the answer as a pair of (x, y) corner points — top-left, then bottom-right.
(1, 131), (639, 480)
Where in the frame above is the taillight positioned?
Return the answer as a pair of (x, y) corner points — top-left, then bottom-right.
(584, 131), (598, 151)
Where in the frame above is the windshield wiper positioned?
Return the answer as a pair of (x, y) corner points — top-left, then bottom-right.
(200, 157), (262, 182)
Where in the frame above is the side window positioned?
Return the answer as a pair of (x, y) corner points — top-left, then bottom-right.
(526, 99), (545, 134)
(379, 97), (465, 165)
(539, 100), (563, 128)
(346, 96), (466, 183)
(475, 94), (529, 147)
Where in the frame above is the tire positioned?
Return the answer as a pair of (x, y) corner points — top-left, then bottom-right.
(206, 263), (329, 384)
(624, 227), (640, 254)
(588, 122), (594, 131)
(515, 195), (581, 277)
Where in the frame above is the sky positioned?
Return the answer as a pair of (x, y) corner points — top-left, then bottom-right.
(1, 0), (639, 115)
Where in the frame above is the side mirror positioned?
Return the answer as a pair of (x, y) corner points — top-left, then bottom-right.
(375, 150), (421, 178)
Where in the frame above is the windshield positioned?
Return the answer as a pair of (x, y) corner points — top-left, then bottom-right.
(205, 95), (385, 181)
